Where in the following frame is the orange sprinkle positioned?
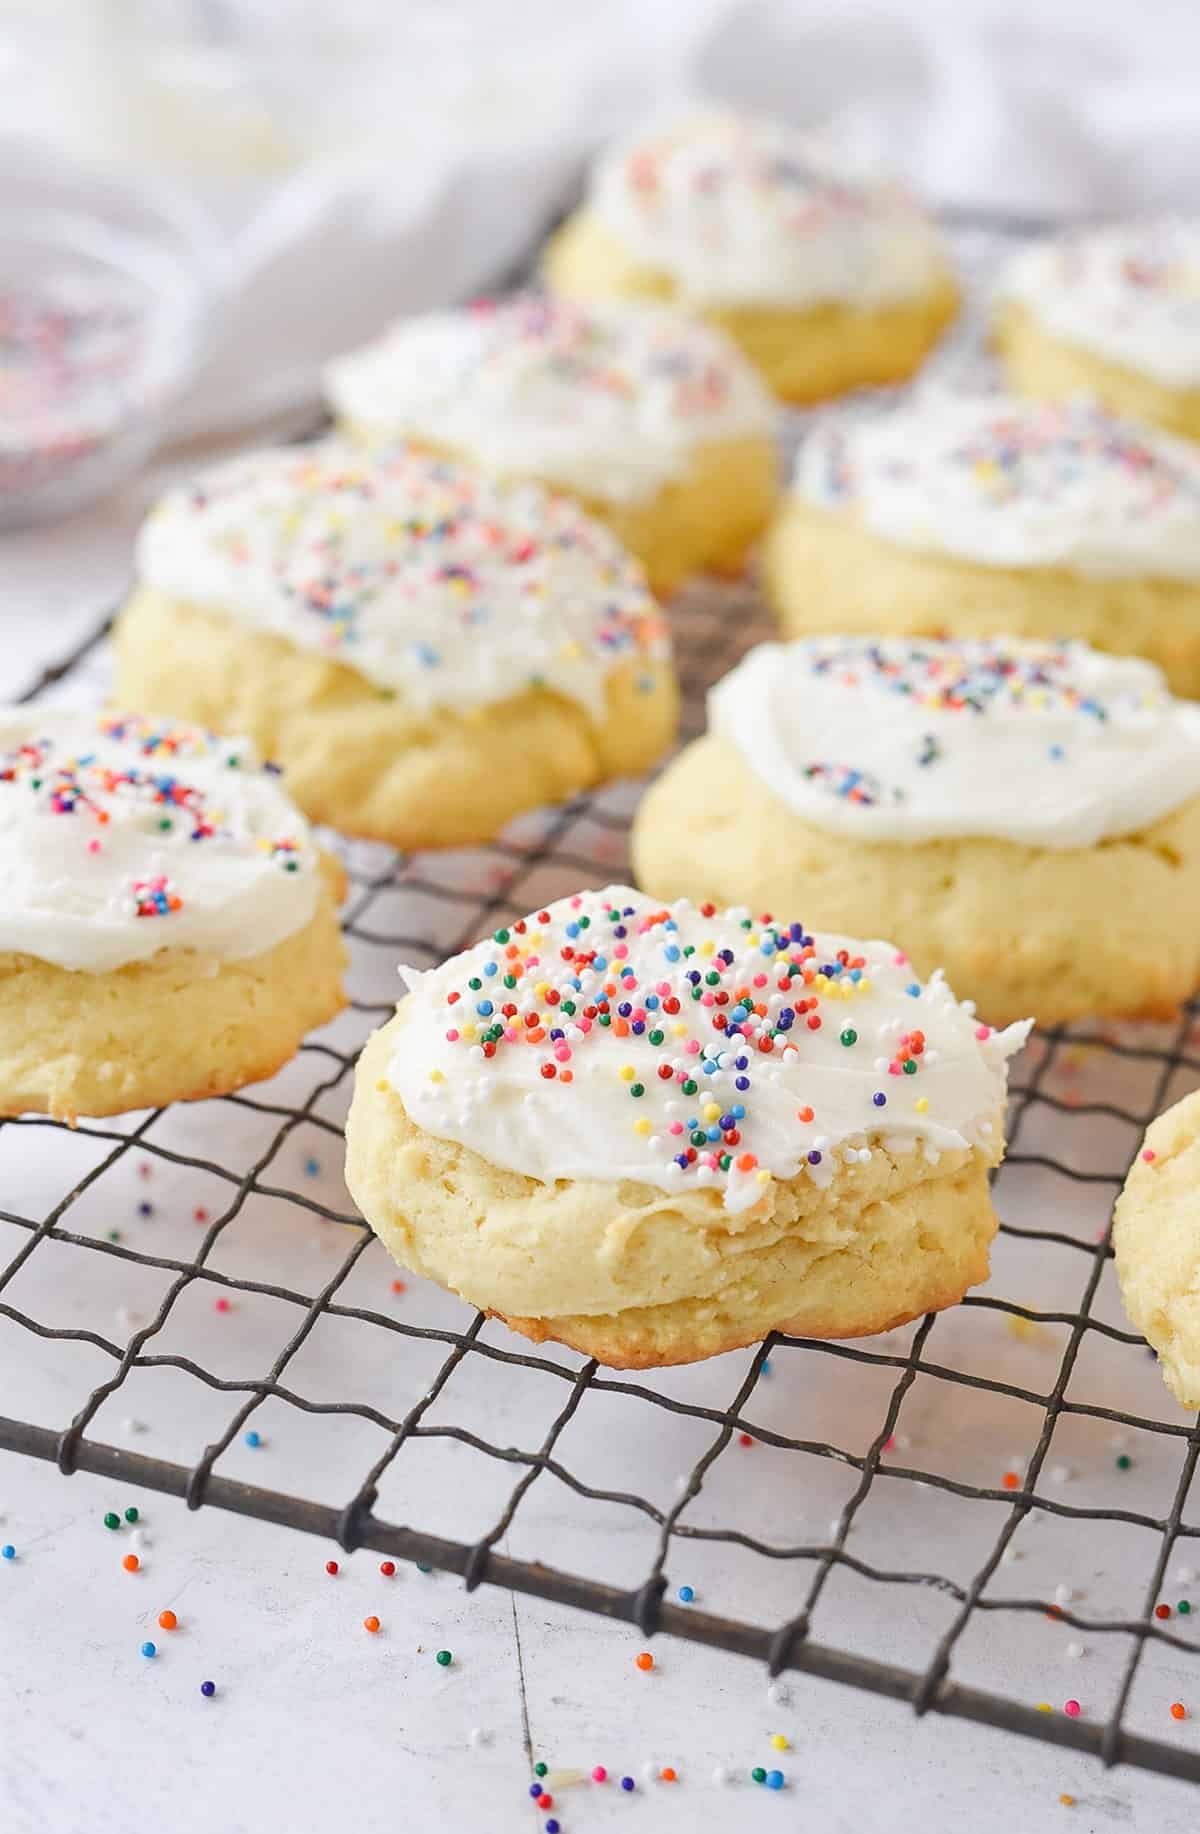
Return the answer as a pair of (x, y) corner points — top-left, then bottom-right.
(635, 1652), (654, 1672)
(363, 1615), (381, 1634)
(1171, 1702), (1187, 1720)
(1002, 1471), (1020, 1490)
(391, 1279), (406, 1294)
(660, 1767), (677, 1782)
(158, 1609), (178, 1630)
(122, 1554), (139, 1573)
(1059, 1794), (1075, 1807)
(735, 1153), (758, 1173)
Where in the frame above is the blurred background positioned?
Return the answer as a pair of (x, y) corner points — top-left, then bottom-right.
(1, 0), (1197, 462)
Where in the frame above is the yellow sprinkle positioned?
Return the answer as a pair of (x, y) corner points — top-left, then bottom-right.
(858, 978), (872, 994)
(1036, 1702), (1053, 1714)
(634, 1118), (651, 1137)
(1059, 1795), (1075, 1807)
(915, 1097), (929, 1113)
(462, 1024), (477, 1042)
(770, 1734), (789, 1751)
(700, 939), (715, 956)
(428, 1069), (444, 1084)
(375, 1078), (388, 1092)
(619, 1065), (635, 1082)
(535, 980), (550, 998)
(559, 639), (583, 660)
(813, 973), (828, 990)
(747, 933), (759, 946)
(672, 1023), (687, 1037)
(755, 1170), (772, 1186)
(1007, 1312), (1043, 1345)
(702, 1103), (720, 1122)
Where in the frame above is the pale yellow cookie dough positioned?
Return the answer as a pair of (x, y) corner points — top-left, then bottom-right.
(763, 494), (1200, 699)
(995, 298), (1200, 445)
(631, 735), (1200, 1028)
(344, 1013), (1004, 1369)
(113, 589), (679, 851)
(543, 211), (960, 404)
(1114, 1090), (1200, 1408)
(0, 854), (347, 1122)
(339, 430), (778, 600)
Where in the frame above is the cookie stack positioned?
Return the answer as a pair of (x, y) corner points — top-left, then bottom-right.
(11, 109), (1199, 1374)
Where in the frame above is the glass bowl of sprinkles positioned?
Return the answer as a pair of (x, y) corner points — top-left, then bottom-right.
(0, 141), (219, 528)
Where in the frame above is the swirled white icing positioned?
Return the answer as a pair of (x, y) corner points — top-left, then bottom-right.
(135, 444), (670, 720)
(0, 709), (320, 973)
(386, 885), (1029, 1214)
(323, 295), (775, 505)
(1002, 221), (1200, 387)
(585, 110), (950, 309)
(797, 394), (1200, 579)
(708, 636), (1200, 848)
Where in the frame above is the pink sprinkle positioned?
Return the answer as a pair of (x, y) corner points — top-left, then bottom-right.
(553, 1044), (570, 1063)
(685, 1039), (701, 1055)
(570, 896), (582, 908)
(87, 838), (101, 854)
(975, 1025), (991, 1040)
(577, 1017), (592, 1034)
(669, 1121), (684, 1136)
(883, 1435), (896, 1452)
(445, 1029), (460, 1042)
(503, 1027), (518, 1042)
(701, 993), (716, 1007)
(1142, 1149), (1157, 1163)
(1064, 1699), (1081, 1718)
(894, 952), (908, 965)
(656, 981), (670, 996)
(592, 1767), (607, 1783)
(753, 973), (768, 988)
(215, 1298), (230, 1314)
(612, 943), (628, 960)
(888, 1063), (901, 1076)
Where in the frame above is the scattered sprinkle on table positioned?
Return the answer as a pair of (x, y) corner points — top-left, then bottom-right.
(435, 1648), (452, 1666)
(122, 1554), (139, 1573)
(141, 1641), (156, 1658)
(2, 1544), (14, 1559)
(1172, 1701), (1188, 1720)
(200, 1680), (216, 1698)
(244, 1431), (261, 1449)
(363, 1616), (380, 1634)
(635, 1651), (654, 1671)
(158, 1610), (177, 1631)
(677, 1584), (694, 1603)
(103, 1511), (121, 1530)
(326, 1560), (339, 1576)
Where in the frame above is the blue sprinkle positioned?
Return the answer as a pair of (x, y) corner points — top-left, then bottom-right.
(766, 1770), (784, 1790)
(303, 1157), (320, 1177)
(873, 1092), (887, 1107)
(808, 1150), (822, 1165)
(645, 995), (660, 1011)
(592, 956), (607, 973)
(1049, 744), (1066, 761)
(528, 1784), (543, 1799)
(141, 1642), (157, 1658)
(761, 1359), (772, 1377)
(677, 1584), (694, 1603)
(482, 961), (497, 976)
(734, 1056), (749, 1070)
(906, 982), (921, 998)
(706, 1126), (721, 1142)
(244, 1430), (261, 1448)
(620, 1777), (635, 1792)
(566, 922), (580, 939)
(200, 1680), (216, 1698)
(1, 1545), (14, 1560)
(664, 945), (680, 961)
(731, 1104), (745, 1120)
(475, 1000), (493, 1016)
(735, 1076), (751, 1092)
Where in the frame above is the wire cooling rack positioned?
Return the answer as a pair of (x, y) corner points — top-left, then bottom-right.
(3, 215), (1200, 1788)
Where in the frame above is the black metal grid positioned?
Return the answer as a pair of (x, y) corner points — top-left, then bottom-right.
(3, 212), (1200, 1787)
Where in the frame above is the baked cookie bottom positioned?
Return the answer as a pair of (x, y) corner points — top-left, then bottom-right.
(113, 590), (680, 851)
(543, 210), (960, 403)
(631, 736), (1200, 1030)
(345, 1015), (1003, 1370)
(339, 428), (779, 600)
(1114, 1091), (1200, 1409)
(995, 299), (1200, 444)
(763, 495), (1200, 699)
(0, 854), (347, 1122)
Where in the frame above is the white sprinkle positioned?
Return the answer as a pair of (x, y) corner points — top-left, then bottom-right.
(1065, 1642), (1085, 1661)
(766, 1681), (790, 1707)
(1049, 1465), (1071, 1485)
(1054, 1584), (1074, 1606)
(829, 1518), (844, 1538)
(1000, 1548), (1021, 1565)
(712, 1764), (732, 1786)
(1110, 1433), (1129, 1452)
(130, 1529), (146, 1553)
(894, 1433), (912, 1451)
(122, 1417), (145, 1435)
(642, 1760), (659, 1783)
(468, 1727), (491, 1747)
(1176, 1565), (1196, 1584)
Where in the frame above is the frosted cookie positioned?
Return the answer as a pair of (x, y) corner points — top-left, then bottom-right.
(632, 636), (1200, 1028)
(996, 221), (1200, 442)
(1114, 1092), (1200, 1408)
(323, 295), (778, 596)
(0, 709), (346, 1120)
(114, 444), (678, 850)
(345, 885), (1029, 1368)
(543, 109), (958, 402)
(766, 394), (1200, 695)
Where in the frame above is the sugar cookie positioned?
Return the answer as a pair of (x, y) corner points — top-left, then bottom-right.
(766, 394), (1200, 694)
(0, 709), (346, 1120)
(345, 886), (1029, 1368)
(114, 444), (678, 849)
(544, 109), (958, 402)
(1114, 1090), (1200, 1409)
(324, 295), (777, 595)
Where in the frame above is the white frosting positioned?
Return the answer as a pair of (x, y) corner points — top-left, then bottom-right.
(586, 110), (949, 309)
(136, 444), (670, 721)
(798, 394), (1200, 580)
(323, 296), (775, 505)
(709, 637), (1200, 848)
(0, 710), (320, 973)
(387, 885), (1029, 1215)
(1002, 221), (1200, 387)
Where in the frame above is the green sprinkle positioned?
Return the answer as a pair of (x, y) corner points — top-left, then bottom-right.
(719, 1153), (731, 1171)
(578, 916), (590, 929)
(107, 1230), (121, 1243)
(103, 1512), (120, 1531)
(560, 1000), (576, 1015)
(648, 1029), (664, 1045)
(903, 1060), (917, 1075)
(534, 1763), (548, 1778)
(840, 1029), (857, 1047)
(124, 1507), (139, 1524)
(468, 977), (482, 991)
(598, 1013), (612, 1027)
(503, 974), (517, 989)
(415, 1562), (432, 1573)
(435, 1649), (453, 1667)
(284, 859), (298, 872)
(1180, 1600), (1192, 1614)
(225, 755), (240, 768)
(158, 817), (172, 831)
(752, 1767), (766, 1785)
(705, 970), (720, 986)
(1116, 1454), (1133, 1470)
(493, 929), (509, 944)
(629, 1083), (644, 1099)
(690, 1130), (706, 1148)
(682, 1078), (697, 1096)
